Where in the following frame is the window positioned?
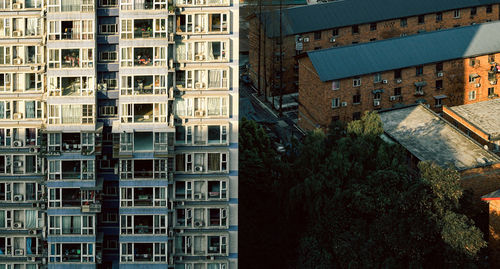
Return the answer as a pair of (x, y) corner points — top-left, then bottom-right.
(100, 51), (117, 61)
(332, 28), (338, 37)
(373, 73), (382, 83)
(416, 65), (423, 76)
(102, 212), (118, 223)
(436, 62), (443, 72)
(400, 18), (407, 27)
(469, 90), (476, 100)
(370, 22), (377, 31)
(436, 80), (443, 89)
(471, 7), (477, 16)
(435, 98), (442, 107)
(489, 54), (495, 63)
(370, 38), (377, 42)
(394, 69), (402, 79)
(352, 25), (359, 34)
(489, 87), (495, 96)
(418, 15), (425, 24)
(353, 77), (361, 87)
(394, 87), (401, 96)
(99, 106), (116, 116)
(100, 0), (118, 6)
(103, 78), (117, 89)
(314, 31), (321, 40)
(353, 112), (361, 121)
(469, 74), (479, 83)
(487, 5), (493, 13)
(331, 98), (339, 108)
(469, 57), (476, 66)
(100, 24), (117, 34)
(120, 19), (132, 39)
(352, 94), (361, 104)
(436, 12), (442, 22)
(373, 92), (381, 100)
(332, 80), (340, 90)
(314, 46), (321, 50)
(454, 9), (460, 18)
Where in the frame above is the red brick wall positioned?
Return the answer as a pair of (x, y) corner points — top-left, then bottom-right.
(249, 4), (500, 97)
(487, 200), (500, 268)
(298, 52), (500, 131)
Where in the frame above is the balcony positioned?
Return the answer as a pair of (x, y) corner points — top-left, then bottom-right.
(134, 243), (153, 262)
(134, 187), (153, 206)
(134, 48), (153, 67)
(62, 244), (83, 262)
(133, 215), (153, 234)
(61, 188), (81, 207)
(81, 202), (101, 213)
(134, 160), (153, 179)
(61, 49), (80, 68)
(134, 104), (154, 122)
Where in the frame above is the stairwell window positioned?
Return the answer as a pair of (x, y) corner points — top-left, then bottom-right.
(418, 15), (425, 24)
(373, 73), (382, 83)
(470, 7), (477, 16)
(353, 77), (361, 87)
(453, 9), (460, 18)
(332, 80), (340, 90)
(416, 65), (423, 76)
(436, 12), (442, 22)
(331, 98), (339, 108)
(352, 25), (359, 34)
(353, 94), (361, 104)
(469, 90), (476, 100)
(370, 23), (377, 31)
(400, 18), (407, 27)
(487, 5), (493, 13)
(314, 31), (321, 40)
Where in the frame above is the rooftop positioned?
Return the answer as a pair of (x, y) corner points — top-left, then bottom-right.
(260, 0), (500, 38)
(379, 105), (500, 171)
(445, 99), (500, 141)
(307, 21), (500, 81)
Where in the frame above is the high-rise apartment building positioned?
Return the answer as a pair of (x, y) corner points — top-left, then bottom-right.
(0, 0), (238, 267)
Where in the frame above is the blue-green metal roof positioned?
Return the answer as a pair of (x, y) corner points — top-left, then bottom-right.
(261, 0), (500, 38)
(307, 21), (500, 82)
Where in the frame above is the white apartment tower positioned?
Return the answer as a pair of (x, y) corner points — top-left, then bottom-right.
(0, 0), (238, 267)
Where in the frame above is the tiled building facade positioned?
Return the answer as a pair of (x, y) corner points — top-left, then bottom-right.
(0, 0), (238, 268)
(249, 0), (500, 97)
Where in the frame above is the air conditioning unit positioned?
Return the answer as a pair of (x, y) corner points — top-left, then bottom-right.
(13, 113), (22, 119)
(13, 140), (23, 147)
(12, 2), (22, 9)
(168, 230), (174, 237)
(14, 194), (23, 201)
(14, 249), (24, 256)
(13, 222), (23, 229)
(30, 66), (37, 70)
(341, 102), (347, 107)
(475, 83), (481, 87)
(194, 26), (202, 32)
(29, 257), (36, 262)
(373, 100), (380, 106)
(194, 193), (204, 199)
(194, 110), (205, 117)
(29, 147), (37, 153)
(329, 37), (336, 43)
(396, 79), (402, 84)
(382, 80), (388, 84)
(194, 221), (204, 227)
(194, 166), (203, 172)
(221, 264), (227, 269)
(415, 90), (424, 95)
(390, 96), (397, 101)
(303, 37), (310, 43)
(491, 80), (497, 85)
(195, 82), (205, 89)
(195, 54), (205, 61)
(13, 58), (22, 65)
(437, 72), (444, 77)
(29, 230), (37, 235)
(13, 31), (22, 37)
(182, 35), (189, 40)
(14, 161), (23, 167)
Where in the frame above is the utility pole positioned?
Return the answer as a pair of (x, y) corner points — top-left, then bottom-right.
(278, 0), (283, 116)
(257, 0), (262, 96)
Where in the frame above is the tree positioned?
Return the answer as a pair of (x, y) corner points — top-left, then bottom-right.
(240, 113), (487, 268)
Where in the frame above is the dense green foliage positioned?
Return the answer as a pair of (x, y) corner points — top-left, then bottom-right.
(239, 113), (487, 269)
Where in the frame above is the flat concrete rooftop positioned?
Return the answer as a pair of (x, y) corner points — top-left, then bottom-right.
(446, 99), (500, 141)
(379, 105), (500, 170)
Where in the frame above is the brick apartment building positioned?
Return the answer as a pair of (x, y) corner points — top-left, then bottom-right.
(442, 99), (500, 153)
(249, 0), (500, 98)
(297, 21), (500, 131)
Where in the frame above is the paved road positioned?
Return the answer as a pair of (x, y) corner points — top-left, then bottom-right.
(239, 80), (305, 145)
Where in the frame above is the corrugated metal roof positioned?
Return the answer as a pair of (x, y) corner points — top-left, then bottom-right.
(307, 21), (500, 81)
(261, 0), (500, 38)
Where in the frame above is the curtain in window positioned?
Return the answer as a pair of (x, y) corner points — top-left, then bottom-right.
(61, 0), (80, 11)
(62, 216), (81, 234)
(26, 265), (36, 269)
(174, 98), (186, 116)
(194, 153), (204, 167)
(208, 153), (220, 171)
(26, 238), (32, 254)
(26, 183), (35, 200)
(0, 101), (4, 118)
(25, 101), (35, 118)
(25, 0), (35, 8)
(26, 18), (37, 36)
(61, 104), (82, 124)
(207, 42), (214, 60)
(221, 98), (227, 116)
(207, 97), (220, 116)
(208, 70), (221, 88)
(0, 211), (4, 228)
(25, 210), (37, 229)
(62, 216), (71, 234)
(176, 43), (186, 61)
(207, 264), (220, 269)
(134, 0), (145, 9)
(73, 20), (81, 39)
